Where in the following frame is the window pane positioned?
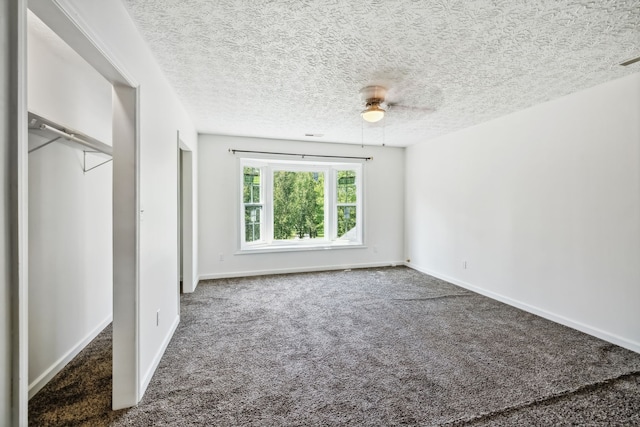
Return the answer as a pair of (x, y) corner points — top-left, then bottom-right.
(273, 171), (325, 240)
(337, 206), (356, 239)
(245, 205), (262, 242)
(243, 167), (261, 203)
(337, 170), (356, 203)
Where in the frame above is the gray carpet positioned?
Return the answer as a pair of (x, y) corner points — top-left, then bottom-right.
(29, 267), (640, 426)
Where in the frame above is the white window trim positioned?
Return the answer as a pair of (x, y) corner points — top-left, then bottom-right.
(238, 157), (364, 253)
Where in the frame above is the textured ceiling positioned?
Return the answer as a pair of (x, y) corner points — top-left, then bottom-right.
(122, 0), (640, 147)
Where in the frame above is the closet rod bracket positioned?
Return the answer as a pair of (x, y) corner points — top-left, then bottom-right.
(83, 151), (113, 174)
(28, 136), (62, 154)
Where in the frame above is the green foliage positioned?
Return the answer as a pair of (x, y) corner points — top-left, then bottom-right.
(243, 167), (262, 242)
(243, 167), (261, 203)
(336, 170), (357, 238)
(337, 170), (357, 203)
(273, 171), (325, 240)
(337, 206), (356, 238)
(244, 206), (261, 242)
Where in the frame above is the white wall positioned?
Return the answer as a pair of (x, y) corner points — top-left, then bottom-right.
(52, 0), (199, 399)
(406, 73), (640, 352)
(27, 11), (112, 143)
(27, 11), (113, 397)
(199, 135), (405, 278)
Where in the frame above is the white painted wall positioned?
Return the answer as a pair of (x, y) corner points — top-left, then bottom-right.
(199, 135), (405, 278)
(55, 0), (199, 398)
(27, 12), (112, 144)
(28, 143), (113, 396)
(406, 73), (640, 352)
(27, 11), (113, 398)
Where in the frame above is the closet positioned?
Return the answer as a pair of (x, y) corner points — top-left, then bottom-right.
(27, 10), (113, 400)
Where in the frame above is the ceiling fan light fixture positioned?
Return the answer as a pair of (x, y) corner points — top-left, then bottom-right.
(361, 103), (385, 123)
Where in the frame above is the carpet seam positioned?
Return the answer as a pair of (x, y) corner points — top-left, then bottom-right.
(390, 294), (472, 301)
(442, 370), (640, 426)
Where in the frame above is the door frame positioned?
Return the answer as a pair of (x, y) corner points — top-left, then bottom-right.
(6, 0), (29, 423)
(178, 135), (195, 293)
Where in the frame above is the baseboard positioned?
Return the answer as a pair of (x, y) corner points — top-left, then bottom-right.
(406, 263), (640, 354)
(139, 314), (180, 397)
(199, 261), (406, 281)
(28, 314), (113, 399)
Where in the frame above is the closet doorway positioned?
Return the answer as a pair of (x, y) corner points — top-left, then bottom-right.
(28, 0), (141, 411)
(26, 11), (114, 402)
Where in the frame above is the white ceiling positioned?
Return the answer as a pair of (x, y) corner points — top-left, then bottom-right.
(122, 0), (640, 147)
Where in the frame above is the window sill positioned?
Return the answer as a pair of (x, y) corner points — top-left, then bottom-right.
(236, 241), (366, 255)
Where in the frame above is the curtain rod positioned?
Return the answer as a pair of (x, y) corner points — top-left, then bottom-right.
(228, 148), (372, 161)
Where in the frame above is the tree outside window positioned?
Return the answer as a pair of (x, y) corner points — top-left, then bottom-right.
(273, 171), (325, 240)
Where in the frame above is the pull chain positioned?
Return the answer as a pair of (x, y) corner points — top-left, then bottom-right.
(382, 118), (386, 147)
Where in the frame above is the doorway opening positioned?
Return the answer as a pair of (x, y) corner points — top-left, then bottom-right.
(178, 137), (195, 295)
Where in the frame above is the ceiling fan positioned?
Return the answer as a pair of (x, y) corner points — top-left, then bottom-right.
(360, 85), (434, 123)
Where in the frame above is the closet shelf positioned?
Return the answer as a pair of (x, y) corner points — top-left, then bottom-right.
(28, 112), (112, 156)
(28, 112), (113, 173)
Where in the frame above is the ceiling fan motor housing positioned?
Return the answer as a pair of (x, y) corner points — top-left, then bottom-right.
(360, 86), (388, 122)
(360, 85), (387, 106)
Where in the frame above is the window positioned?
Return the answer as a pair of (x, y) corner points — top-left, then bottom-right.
(240, 158), (363, 251)
(337, 170), (357, 240)
(243, 167), (262, 242)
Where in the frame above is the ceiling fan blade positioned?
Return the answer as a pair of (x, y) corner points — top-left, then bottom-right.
(386, 103), (435, 114)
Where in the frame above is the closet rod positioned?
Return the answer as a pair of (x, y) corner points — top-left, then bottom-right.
(229, 148), (372, 161)
(39, 124), (113, 156)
